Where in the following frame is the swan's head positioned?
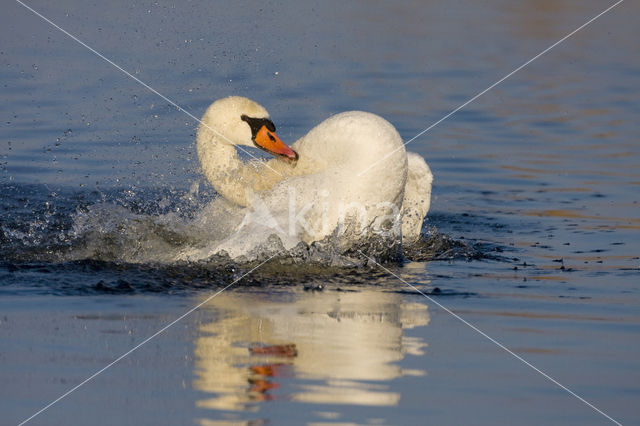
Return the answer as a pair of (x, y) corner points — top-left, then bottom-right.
(200, 96), (298, 163)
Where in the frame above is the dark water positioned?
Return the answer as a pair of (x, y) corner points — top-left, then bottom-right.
(2, 0), (639, 425)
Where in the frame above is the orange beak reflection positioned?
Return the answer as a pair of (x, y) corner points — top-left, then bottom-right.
(254, 125), (298, 164)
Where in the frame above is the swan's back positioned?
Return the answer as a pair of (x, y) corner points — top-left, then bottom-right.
(294, 111), (405, 174)
(270, 111), (410, 244)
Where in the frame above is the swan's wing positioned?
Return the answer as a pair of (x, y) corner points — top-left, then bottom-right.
(401, 152), (433, 244)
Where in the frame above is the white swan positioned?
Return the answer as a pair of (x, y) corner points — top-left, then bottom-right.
(187, 96), (432, 260)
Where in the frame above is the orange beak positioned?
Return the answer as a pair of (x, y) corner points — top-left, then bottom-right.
(253, 125), (298, 164)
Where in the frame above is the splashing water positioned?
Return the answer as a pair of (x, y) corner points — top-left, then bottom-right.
(0, 183), (488, 271)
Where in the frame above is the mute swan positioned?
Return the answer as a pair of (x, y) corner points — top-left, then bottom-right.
(190, 96), (432, 260)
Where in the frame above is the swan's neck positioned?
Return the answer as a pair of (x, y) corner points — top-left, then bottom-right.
(196, 125), (251, 206)
(197, 127), (286, 207)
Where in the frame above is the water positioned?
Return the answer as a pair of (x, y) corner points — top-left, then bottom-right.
(2, 0), (639, 424)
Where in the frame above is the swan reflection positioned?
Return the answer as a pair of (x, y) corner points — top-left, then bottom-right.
(193, 289), (429, 415)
